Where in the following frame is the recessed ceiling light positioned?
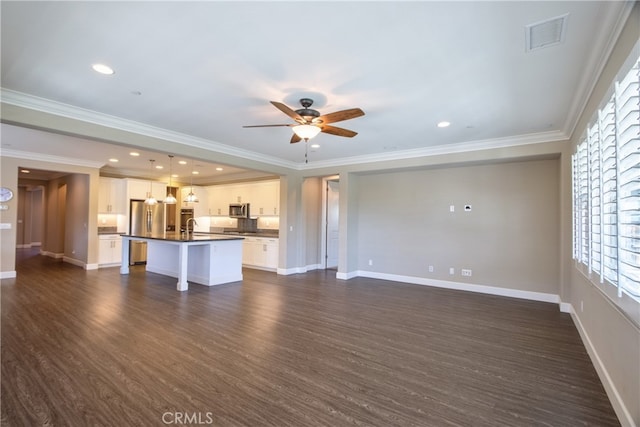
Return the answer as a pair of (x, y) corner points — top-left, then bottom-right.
(192, 171), (199, 175)
(20, 169), (30, 174)
(216, 167), (223, 171)
(155, 165), (163, 169)
(109, 158), (119, 163)
(129, 152), (140, 157)
(311, 144), (320, 149)
(178, 160), (187, 165)
(171, 174), (179, 178)
(437, 121), (451, 128)
(92, 63), (115, 75)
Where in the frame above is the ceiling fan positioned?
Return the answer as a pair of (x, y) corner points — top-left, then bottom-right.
(243, 98), (365, 143)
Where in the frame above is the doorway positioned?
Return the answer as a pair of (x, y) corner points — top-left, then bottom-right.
(322, 177), (339, 269)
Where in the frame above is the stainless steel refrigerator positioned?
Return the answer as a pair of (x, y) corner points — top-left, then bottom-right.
(129, 199), (165, 265)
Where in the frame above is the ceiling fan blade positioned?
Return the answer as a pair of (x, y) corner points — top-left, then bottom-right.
(290, 133), (302, 144)
(243, 124), (293, 128)
(320, 125), (358, 138)
(271, 101), (306, 124)
(316, 108), (365, 124)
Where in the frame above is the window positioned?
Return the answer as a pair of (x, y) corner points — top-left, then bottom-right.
(572, 56), (640, 301)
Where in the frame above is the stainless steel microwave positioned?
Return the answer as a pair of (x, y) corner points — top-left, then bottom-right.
(229, 203), (250, 218)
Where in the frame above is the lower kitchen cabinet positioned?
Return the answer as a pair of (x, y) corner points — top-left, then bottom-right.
(242, 237), (278, 271)
(98, 235), (122, 267)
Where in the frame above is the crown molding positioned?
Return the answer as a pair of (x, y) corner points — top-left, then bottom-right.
(301, 129), (568, 170)
(0, 148), (105, 169)
(562, 0), (635, 139)
(2, 88), (568, 174)
(0, 89), (298, 170)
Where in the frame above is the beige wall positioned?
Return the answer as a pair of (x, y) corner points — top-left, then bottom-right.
(561, 3), (640, 425)
(353, 158), (559, 293)
(0, 154), (100, 274)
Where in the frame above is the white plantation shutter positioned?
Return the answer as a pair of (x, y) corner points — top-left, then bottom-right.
(615, 61), (640, 298)
(572, 56), (640, 302)
(572, 154), (579, 260)
(589, 122), (601, 274)
(600, 100), (618, 284)
(577, 141), (590, 265)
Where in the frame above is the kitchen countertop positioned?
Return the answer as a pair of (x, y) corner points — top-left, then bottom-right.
(218, 231), (279, 238)
(121, 233), (244, 242)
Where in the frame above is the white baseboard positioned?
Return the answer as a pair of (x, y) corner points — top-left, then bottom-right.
(569, 306), (635, 427)
(355, 270), (561, 304)
(62, 256), (85, 268)
(559, 302), (572, 313)
(336, 271), (358, 280)
(41, 251), (64, 259)
(85, 263), (99, 270)
(277, 264), (321, 275)
(0, 271), (17, 279)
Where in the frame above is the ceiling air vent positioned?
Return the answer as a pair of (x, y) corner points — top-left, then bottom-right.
(525, 13), (569, 52)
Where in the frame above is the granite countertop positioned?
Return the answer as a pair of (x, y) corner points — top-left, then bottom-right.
(219, 231), (279, 238)
(98, 226), (121, 235)
(121, 233), (244, 242)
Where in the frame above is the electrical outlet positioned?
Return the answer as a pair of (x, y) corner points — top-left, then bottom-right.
(449, 205), (455, 212)
(428, 265), (434, 273)
(368, 259), (373, 266)
(461, 269), (472, 277)
(449, 267), (455, 275)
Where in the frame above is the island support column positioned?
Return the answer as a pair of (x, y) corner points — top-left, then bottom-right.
(120, 238), (130, 275)
(177, 243), (189, 291)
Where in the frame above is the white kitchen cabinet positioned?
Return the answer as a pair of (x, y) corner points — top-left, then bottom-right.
(262, 238), (279, 268)
(98, 234), (122, 266)
(252, 180), (280, 216)
(242, 237), (278, 271)
(98, 177), (125, 214)
(207, 185), (230, 216)
(126, 178), (167, 202)
(181, 186), (208, 217)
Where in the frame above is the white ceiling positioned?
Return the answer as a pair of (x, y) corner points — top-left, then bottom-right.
(0, 1), (633, 181)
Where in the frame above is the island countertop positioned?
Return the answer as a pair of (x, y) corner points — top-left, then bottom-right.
(121, 233), (244, 243)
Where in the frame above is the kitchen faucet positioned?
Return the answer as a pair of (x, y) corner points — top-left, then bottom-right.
(185, 218), (198, 239)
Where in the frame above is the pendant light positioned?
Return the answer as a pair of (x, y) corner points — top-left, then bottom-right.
(144, 159), (158, 205)
(164, 155), (177, 204)
(184, 159), (199, 203)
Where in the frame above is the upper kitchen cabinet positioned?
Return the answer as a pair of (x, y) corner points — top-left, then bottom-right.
(208, 185), (231, 216)
(98, 177), (125, 214)
(251, 180), (280, 216)
(126, 178), (167, 202)
(206, 180), (280, 217)
(181, 186), (208, 217)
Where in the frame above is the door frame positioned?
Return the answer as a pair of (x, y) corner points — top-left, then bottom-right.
(320, 175), (340, 269)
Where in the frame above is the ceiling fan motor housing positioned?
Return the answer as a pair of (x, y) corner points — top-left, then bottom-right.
(296, 98), (321, 121)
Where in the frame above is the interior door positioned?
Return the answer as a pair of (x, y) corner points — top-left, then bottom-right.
(325, 180), (339, 269)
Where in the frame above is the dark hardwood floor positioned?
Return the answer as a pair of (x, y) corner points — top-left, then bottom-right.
(1, 248), (618, 426)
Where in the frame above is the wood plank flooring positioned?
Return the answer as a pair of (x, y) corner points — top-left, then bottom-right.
(1, 248), (619, 426)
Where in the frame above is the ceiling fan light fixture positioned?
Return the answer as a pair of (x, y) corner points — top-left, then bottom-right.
(292, 124), (321, 140)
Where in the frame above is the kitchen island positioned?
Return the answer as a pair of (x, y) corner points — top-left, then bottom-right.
(120, 233), (244, 291)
